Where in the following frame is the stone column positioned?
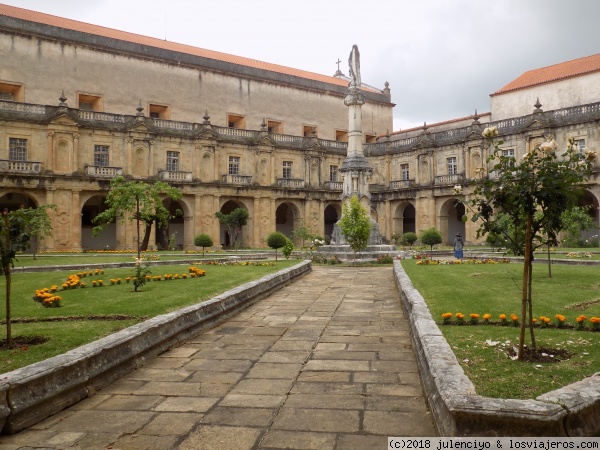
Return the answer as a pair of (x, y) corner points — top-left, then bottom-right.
(46, 132), (54, 172)
(72, 133), (79, 172)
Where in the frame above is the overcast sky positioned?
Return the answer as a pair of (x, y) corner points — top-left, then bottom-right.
(3, 0), (600, 131)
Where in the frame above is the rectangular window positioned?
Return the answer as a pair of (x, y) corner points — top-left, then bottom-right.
(401, 163), (410, 180)
(9, 138), (27, 161)
(335, 130), (348, 142)
(447, 157), (457, 175)
(502, 148), (515, 158)
(303, 125), (317, 137)
(574, 139), (586, 153)
(330, 165), (338, 182)
(228, 156), (240, 175)
(282, 161), (293, 179)
(0, 82), (24, 102)
(166, 151), (179, 172)
(149, 103), (170, 120)
(78, 93), (103, 112)
(94, 145), (109, 167)
(267, 120), (283, 134)
(227, 114), (246, 129)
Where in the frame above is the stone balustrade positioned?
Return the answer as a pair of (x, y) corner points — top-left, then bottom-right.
(434, 174), (464, 186)
(276, 178), (305, 188)
(158, 170), (193, 182)
(324, 181), (343, 190)
(84, 165), (123, 177)
(0, 159), (42, 174)
(222, 174), (253, 185)
(390, 179), (414, 189)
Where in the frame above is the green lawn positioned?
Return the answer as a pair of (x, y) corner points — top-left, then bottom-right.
(401, 260), (600, 399)
(0, 260), (297, 373)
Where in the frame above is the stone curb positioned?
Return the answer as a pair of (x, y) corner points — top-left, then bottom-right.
(393, 260), (600, 437)
(0, 260), (311, 435)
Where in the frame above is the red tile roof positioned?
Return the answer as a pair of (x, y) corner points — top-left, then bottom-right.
(388, 112), (491, 136)
(0, 3), (354, 90)
(493, 53), (600, 96)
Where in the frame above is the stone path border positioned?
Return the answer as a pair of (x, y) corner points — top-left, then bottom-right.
(393, 260), (600, 436)
(0, 261), (311, 434)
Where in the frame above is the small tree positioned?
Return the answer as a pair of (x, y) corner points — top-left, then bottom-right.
(93, 176), (182, 259)
(292, 224), (315, 248)
(194, 233), (213, 257)
(400, 232), (418, 247)
(338, 196), (372, 264)
(267, 232), (288, 260)
(282, 238), (295, 259)
(419, 227), (442, 251)
(1, 206), (53, 347)
(215, 208), (249, 249)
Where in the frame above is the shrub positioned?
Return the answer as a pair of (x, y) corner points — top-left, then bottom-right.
(267, 232), (288, 260)
(194, 233), (214, 256)
(419, 227), (442, 251)
(400, 232), (418, 247)
(282, 238), (295, 259)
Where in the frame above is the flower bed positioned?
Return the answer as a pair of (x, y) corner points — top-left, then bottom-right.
(440, 312), (600, 331)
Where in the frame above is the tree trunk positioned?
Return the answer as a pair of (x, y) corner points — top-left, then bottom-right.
(140, 222), (152, 252)
(5, 266), (11, 347)
(518, 213), (533, 360)
(528, 258), (536, 349)
(547, 246), (552, 278)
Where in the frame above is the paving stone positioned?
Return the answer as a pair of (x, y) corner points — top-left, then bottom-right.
(230, 379), (294, 395)
(201, 406), (276, 427)
(124, 367), (193, 382)
(335, 433), (389, 450)
(188, 370), (244, 384)
(63, 432), (122, 449)
(365, 395), (432, 412)
(303, 359), (370, 371)
(183, 358), (253, 372)
(93, 394), (164, 411)
(363, 410), (436, 436)
(132, 381), (203, 396)
(98, 379), (147, 394)
(297, 371), (352, 383)
(51, 410), (155, 434)
(353, 372), (399, 384)
(192, 348), (266, 360)
(179, 425), (262, 450)
(153, 396), (219, 412)
(271, 408), (359, 432)
(113, 433), (179, 449)
(366, 383), (425, 397)
(143, 356), (189, 369)
(246, 362), (303, 379)
(269, 340), (316, 351)
(159, 346), (200, 358)
(220, 394), (286, 408)
(283, 393), (365, 410)
(259, 429), (336, 449)
(138, 412), (204, 435)
(258, 351), (310, 363)
(290, 382), (365, 395)
(312, 351), (377, 360)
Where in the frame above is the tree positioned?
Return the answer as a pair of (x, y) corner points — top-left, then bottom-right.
(338, 196), (372, 264)
(215, 208), (249, 249)
(267, 232), (288, 260)
(292, 224), (315, 248)
(559, 205), (595, 247)
(1, 206), (53, 347)
(194, 233), (213, 257)
(401, 232), (418, 247)
(93, 176), (182, 259)
(22, 205), (55, 260)
(419, 227), (442, 251)
(466, 129), (595, 360)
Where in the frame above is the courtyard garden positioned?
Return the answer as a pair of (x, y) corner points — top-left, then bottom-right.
(0, 258), (296, 372)
(402, 260), (600, 399)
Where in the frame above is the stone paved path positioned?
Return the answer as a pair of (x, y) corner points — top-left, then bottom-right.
(0, 266), (436, 449)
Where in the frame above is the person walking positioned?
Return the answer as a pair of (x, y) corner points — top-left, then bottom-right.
(454, 233), (464, 259)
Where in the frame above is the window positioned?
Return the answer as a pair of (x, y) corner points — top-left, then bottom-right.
(330, 165), (338, 182)
(267, 120), (283, 134)
(335, 130), (348, 142)
(227, 114), (245, 129)
(94, 145), (109, 167)
(401, 163), (410, 180)
(78, 94), (103, 112)
(303, 125), (317, 137)
(502, 148), (515, 158)
(228, 156), (240, 175)
(166, 151), (180, 172)
(0, 82), (24, 102)
(149, 104), (170, 120)
(9, 138), (27, 161)
(574, 139), (586, 153)
(282, 161), (293, 179)
(447, 157), (457, 175)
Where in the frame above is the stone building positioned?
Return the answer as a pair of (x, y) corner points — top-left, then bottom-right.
(0, 4), (598, 251)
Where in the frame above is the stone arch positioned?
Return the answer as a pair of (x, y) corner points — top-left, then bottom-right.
(0, 192), (40, 254)
(323, 203), (341, 240)
(81, 195), (115, 250)
(393, 202), (416, 236)
(576, 189), (600, 244)
(275, 201), (301, 238)
(219, 199), (249, 248)
(438, 198), (466, 245)
(156, 198), (189, 250)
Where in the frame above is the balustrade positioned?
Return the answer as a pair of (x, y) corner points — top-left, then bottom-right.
(84, 165), (123, 177)
(0, 159), (41, 173)
(0, 100), (46, 115)
(434, 174), (464, 186)
(324, 181), (343, 190)
(222, 174), (253, 185)
(277, 178), (305, 188)
(158, 170), (192, 182)
(389, 179), (414, 189)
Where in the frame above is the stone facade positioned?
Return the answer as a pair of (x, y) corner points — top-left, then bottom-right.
(0, 6), (599, 251)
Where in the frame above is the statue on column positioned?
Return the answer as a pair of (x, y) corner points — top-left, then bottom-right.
(348, 44), (361, 87)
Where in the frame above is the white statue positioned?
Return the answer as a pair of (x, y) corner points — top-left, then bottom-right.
(348, 44), (361, 87)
